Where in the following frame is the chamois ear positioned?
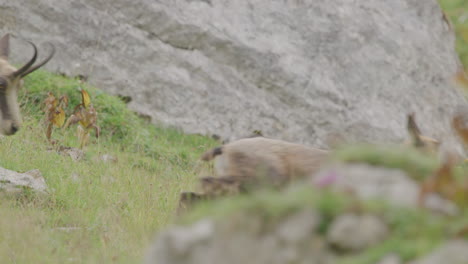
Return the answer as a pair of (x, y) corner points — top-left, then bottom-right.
(0, 34), (10, 59)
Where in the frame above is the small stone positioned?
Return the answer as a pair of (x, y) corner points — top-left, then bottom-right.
(70, 173), (81, 183)
(96, 154), (118, 163)
(57, 146), (85, 162)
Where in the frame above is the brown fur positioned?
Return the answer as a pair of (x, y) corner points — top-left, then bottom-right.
(176, 176), (252, 215)
(203, 137), (329, 184)
(199, 176), (246, 196)
(176, 138), (329, 214)
(177, 192), (207, 214)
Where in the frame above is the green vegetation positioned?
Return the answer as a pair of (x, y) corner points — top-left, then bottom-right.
(333, 144), (440, 180)
(439, 0), (468, 68)
(0, 70), (217, 263)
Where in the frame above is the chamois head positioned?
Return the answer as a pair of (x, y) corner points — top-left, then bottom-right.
(0, 34), (55, 135)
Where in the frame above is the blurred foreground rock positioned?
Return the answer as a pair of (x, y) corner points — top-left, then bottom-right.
(147, 160), (464, 264)
(409, 240), (468, 264)
(146, 211), (335, 264)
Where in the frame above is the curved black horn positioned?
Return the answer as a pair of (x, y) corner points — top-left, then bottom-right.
(12, 41), (38, 78)
(20, 43), (55, 78)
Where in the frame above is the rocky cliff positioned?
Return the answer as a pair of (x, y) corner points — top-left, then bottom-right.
(0, 0), (464, 146)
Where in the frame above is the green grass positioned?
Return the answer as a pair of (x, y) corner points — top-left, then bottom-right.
(0, 70), (218, 263)
(439, 0), (468, 68)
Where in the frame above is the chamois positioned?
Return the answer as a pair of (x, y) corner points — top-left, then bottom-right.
(0, 34), (55, 135)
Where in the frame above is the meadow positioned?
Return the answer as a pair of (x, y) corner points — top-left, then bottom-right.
(0, 71), (217, 263)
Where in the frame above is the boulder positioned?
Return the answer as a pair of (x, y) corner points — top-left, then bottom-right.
(0, 0), (464, 146)
(0, 167), (47, 194)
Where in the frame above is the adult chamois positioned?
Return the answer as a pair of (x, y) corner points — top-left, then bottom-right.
(0, 34), (55, 135)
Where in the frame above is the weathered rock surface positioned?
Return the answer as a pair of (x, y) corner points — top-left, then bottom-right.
(0, 0), (464, 146)
(146, 210), (334, 264)
(409, 240), (468, 264)
(0, 167), (47, 193)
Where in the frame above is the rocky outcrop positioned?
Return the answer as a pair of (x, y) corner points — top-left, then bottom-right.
(0, 0), (464, 146)
(0, 167), (47, 194)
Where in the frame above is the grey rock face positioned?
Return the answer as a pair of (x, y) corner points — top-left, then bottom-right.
(327, 213), (389, 252)
(146, 211), (334, 264)
(0, 0), (464, 146)
(409, 240), (468, 264)
(0, 167), (47, 193)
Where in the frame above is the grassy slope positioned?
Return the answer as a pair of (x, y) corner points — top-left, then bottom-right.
(0, 71), (217, 263)
(439, 0), (468, 68)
